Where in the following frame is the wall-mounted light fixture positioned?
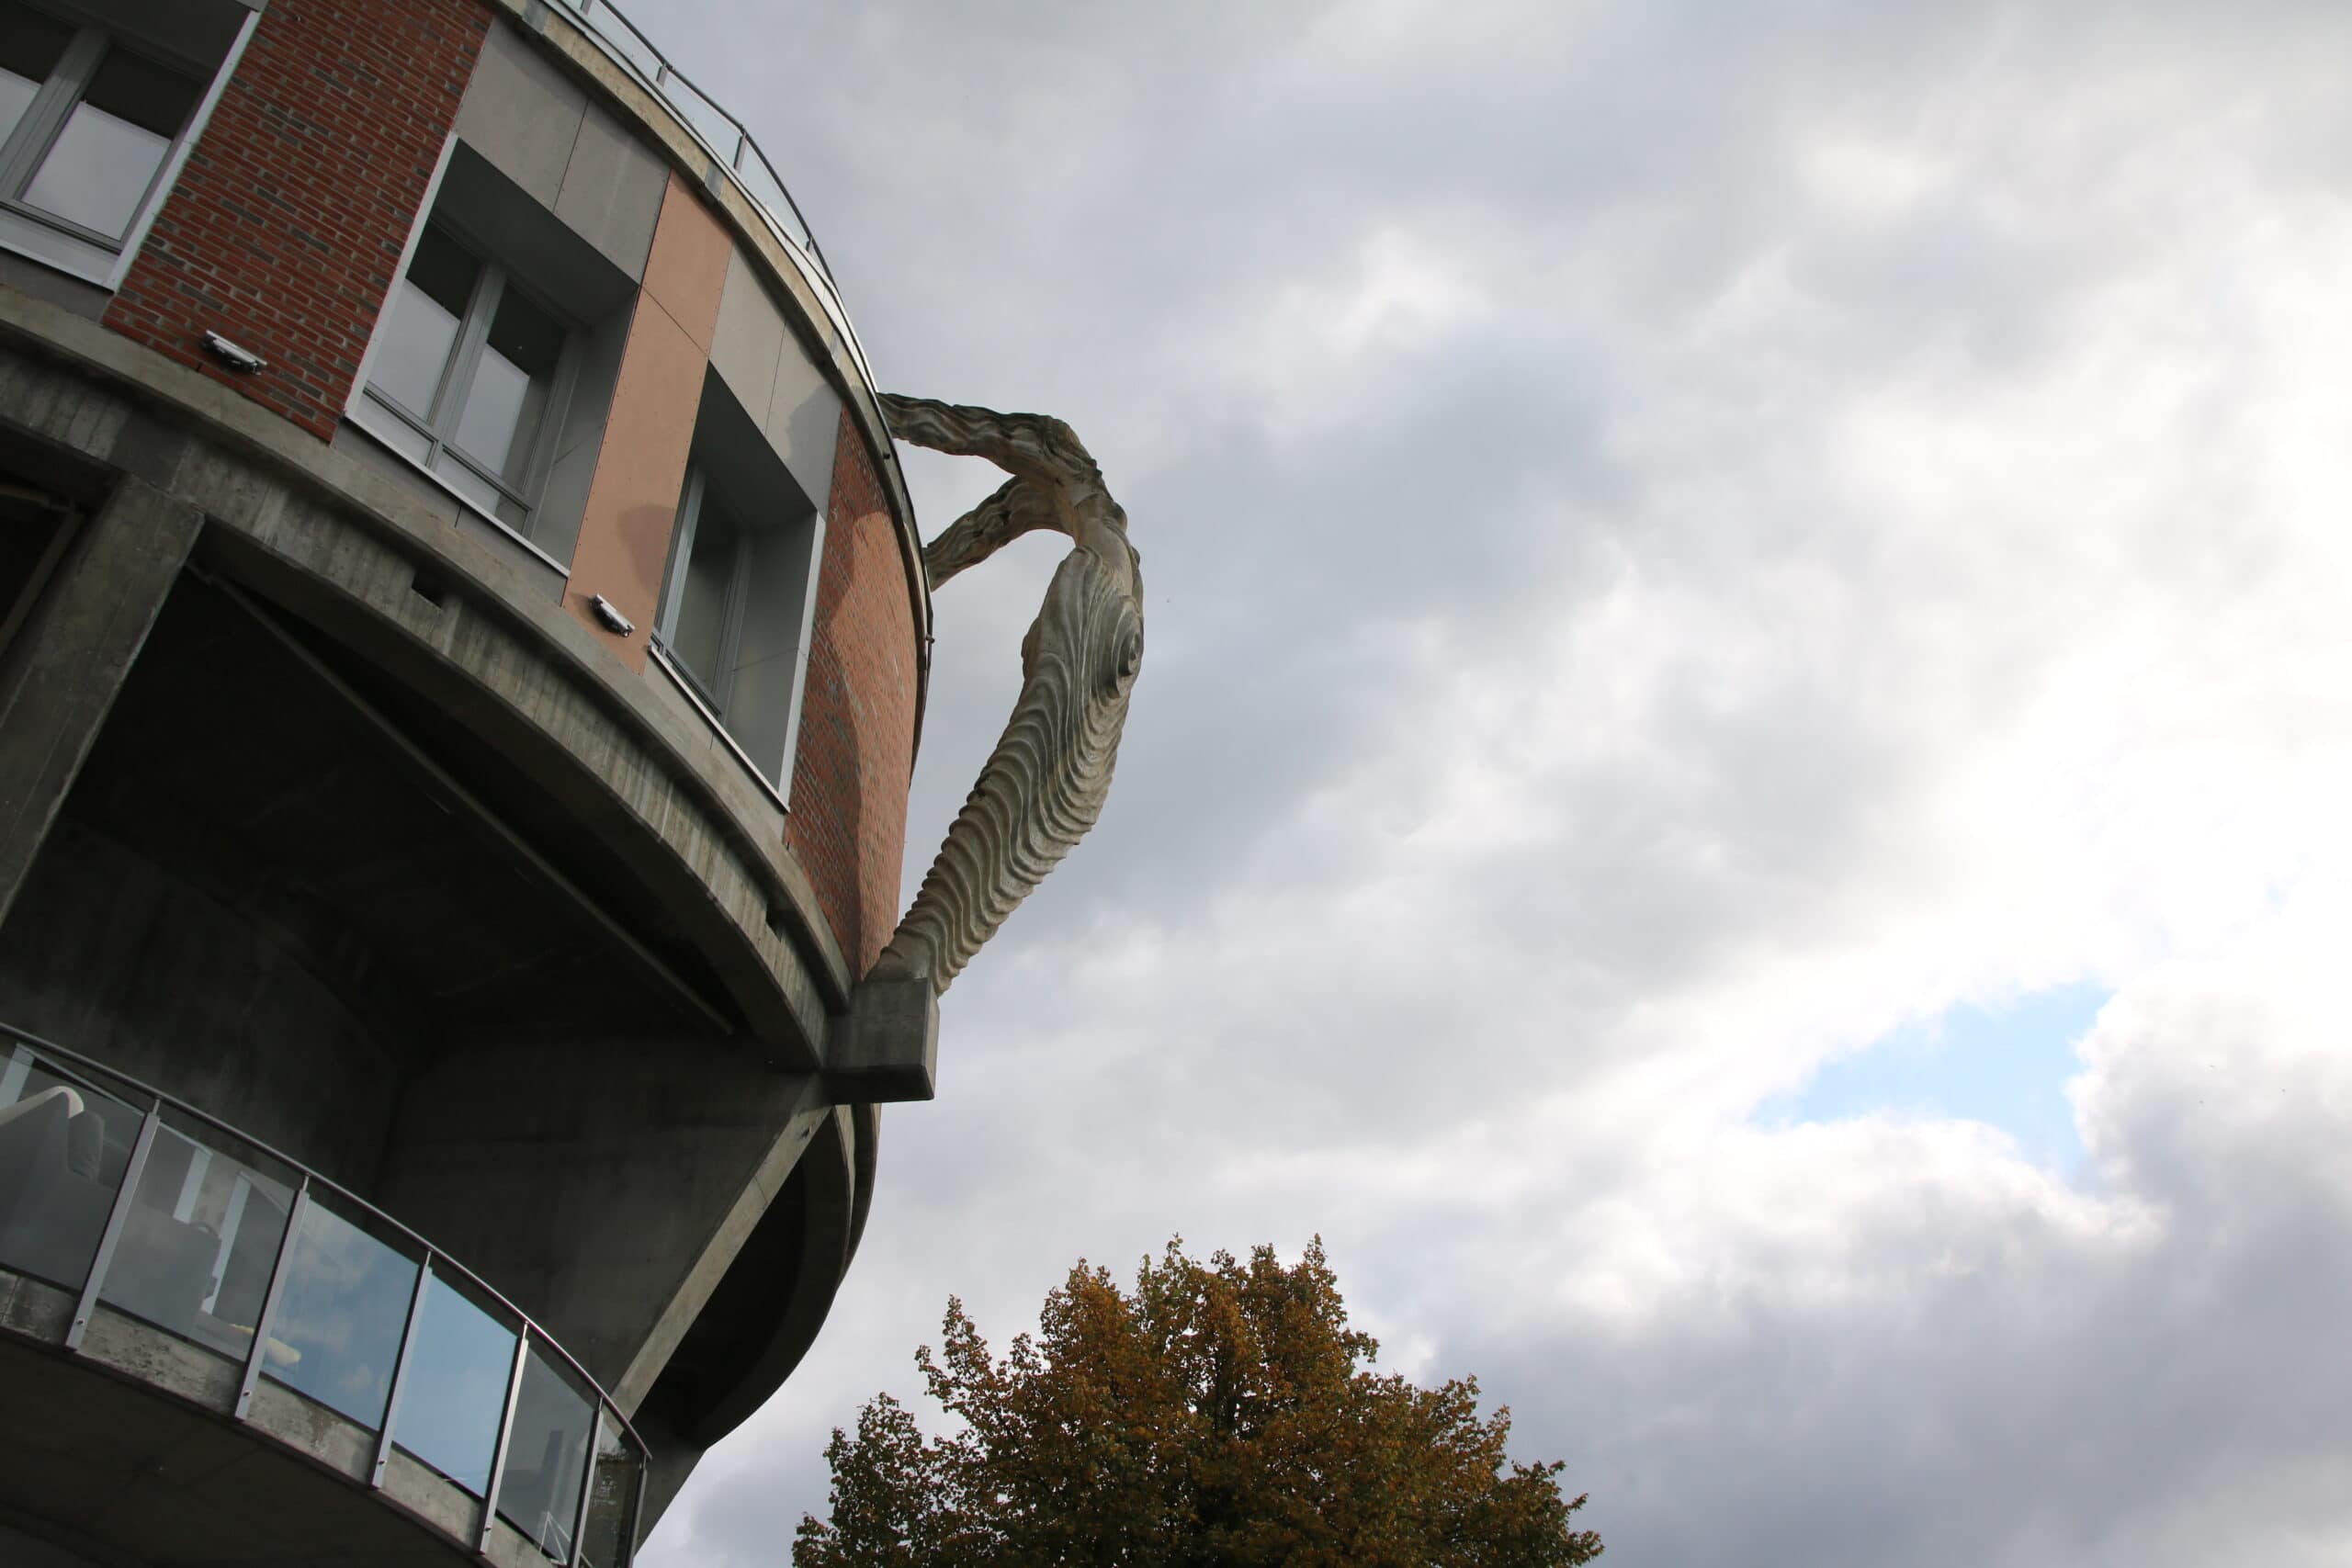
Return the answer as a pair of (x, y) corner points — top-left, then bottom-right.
(590, 594), (636, 637)
(202, 331), (266, 372)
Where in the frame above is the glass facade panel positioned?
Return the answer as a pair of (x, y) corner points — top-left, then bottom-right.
(266, 1202), (417, 1430)
(22, 45), (202, 239)
(577, 1418), (643, 1568)
(661, 71), (738, 163)
(453, 285), (564, 488)
(0, 7), (72, 149)
(370, 227), (477, 420)
(395, 1272), (515, 1495)
(499, 1347), (595, 1562)
(0, 1052), (136, 1292)
(97, 1115), (291, 1359)
(738, 154), (813, 255)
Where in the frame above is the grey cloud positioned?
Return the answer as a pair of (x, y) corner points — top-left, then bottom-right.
(634, 0), (2352, 1563)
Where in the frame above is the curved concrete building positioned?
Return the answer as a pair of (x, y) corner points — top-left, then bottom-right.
(0, 1), (940, 1562)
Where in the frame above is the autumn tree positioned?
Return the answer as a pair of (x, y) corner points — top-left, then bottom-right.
(794, 1238), (1600, 1567)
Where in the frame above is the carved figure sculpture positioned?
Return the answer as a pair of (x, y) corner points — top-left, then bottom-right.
(875, 395), (1144, 994)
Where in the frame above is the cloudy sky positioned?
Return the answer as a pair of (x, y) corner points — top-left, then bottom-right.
(637, 2), (2352, 1562)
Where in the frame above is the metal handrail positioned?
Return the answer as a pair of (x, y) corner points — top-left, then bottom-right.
(1, 1021), (646, 1564)
(548, 0), (890, 414)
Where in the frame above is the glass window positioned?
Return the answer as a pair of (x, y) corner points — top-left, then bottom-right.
(369, 227), (479, 421)
(0, 0), (240, 267)
(0, 1049), (137, 1292)
(97, 1114), (292, 1360)
(265, 1201), (418, 1430)
(359, 225), (575, 540)
(20, 43), (201, 240)
(394, 1271), (516, 1495)
(498, 1347), (596, 1562)
(0, 11), (72, 149)
(455, 281), (565, 486)
(670, 487), (741, 697)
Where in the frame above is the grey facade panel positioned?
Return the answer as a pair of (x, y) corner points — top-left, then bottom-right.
(454, 18), (587, 211)
(555, 104), (667, 282)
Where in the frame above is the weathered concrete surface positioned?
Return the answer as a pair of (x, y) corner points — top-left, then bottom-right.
(828, 974), (938, 1102)
(377, 1041), (829, 1404)
(0, 477), (198, 927)
(631, 1105), (860, 1530)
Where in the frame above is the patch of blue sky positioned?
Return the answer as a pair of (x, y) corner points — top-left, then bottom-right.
(1764, 981), (2112, 1169)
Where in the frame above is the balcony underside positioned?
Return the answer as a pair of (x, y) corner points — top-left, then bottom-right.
(0, 1269), (520, 1566)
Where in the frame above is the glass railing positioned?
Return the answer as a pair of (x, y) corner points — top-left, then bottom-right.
(0, 1025), (645, 1566)
(550, 0), (888, 415)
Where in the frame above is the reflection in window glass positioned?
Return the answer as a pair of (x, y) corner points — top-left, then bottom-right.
(98, 1121), (291, 1361)
(395, 1273), (515, 1495)
(0, 9), (73, 148)
(369, 228), (479, 420)
(266, 1202), (417, 1430)
(672, 493), (740, 694)
(22, 46), (201, 239)
(0, 1053), (135, 1292)
(577, 1417), (642, 1568)
(453, 285), (564, 488)
(498, 1347), (595, 1561)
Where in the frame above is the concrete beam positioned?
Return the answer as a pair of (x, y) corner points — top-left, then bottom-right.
(826, 974), (937, 1102)
(0, 478), (198, 926)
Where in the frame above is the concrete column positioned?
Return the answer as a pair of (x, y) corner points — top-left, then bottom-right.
(0, 479), (200, 926)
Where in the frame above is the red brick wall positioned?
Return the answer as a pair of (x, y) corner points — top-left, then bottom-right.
(788, 412), (922, 976)
(104, 0), (488, 441)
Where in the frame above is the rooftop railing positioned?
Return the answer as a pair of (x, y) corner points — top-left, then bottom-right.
(0, 1024), (646, 1566)
(550, 0), (888, 422)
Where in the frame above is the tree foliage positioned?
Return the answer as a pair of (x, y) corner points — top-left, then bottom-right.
(794, 1238), (1601, 1567)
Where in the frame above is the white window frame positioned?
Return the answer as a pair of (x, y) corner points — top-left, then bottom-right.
(350, 220), (583, 543)
(651, 465), (752, 716)
(0, 0), (258, 288)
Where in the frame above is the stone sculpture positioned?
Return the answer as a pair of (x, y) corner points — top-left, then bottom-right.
(874, 395), (1145, 995)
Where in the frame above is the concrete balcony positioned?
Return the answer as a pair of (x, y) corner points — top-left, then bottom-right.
(0, 1027), (646, 1567)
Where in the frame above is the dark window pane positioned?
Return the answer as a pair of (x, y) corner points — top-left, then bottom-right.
(265, 1202), (417, 1430)
(0, 1052), (136, 1292)
(395, 1273), (515, 1495)
(497, 1347), (595, 1562)
(0, 6), (74, 148)
(369, 228), (477, 418)
(21, 46), (202, 239)
(453, 285), (563, 488)
(97, 1119), (292, 1359)
(671, 491), (738, 694)
(77, 44), (200, 137)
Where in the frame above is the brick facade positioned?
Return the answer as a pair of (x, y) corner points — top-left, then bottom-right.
(103, 0), (487, 442)
(789, 412), (921, 976)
